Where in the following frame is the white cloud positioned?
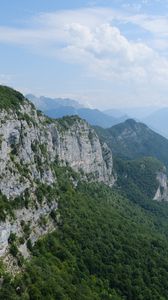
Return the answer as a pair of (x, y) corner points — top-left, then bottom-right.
(127, 14), (168, 36)
(0, 7), (168, 107)
(60, 22), (159, 83)
(46, 14), (168, 86)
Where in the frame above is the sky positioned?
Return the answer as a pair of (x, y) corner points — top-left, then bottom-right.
(0, 0), (168, 109)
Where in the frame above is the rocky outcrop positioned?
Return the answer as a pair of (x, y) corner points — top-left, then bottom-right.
(153, 171), (168, 201)
(0, 200), (57, 257)
(49, 120), (113, 185)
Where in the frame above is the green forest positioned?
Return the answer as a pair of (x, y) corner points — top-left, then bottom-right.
(1, 164), (168, 299)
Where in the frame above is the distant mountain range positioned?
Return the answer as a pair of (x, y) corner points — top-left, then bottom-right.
(105, 107), (168, 139)
(142, 108), (168, 138)
(26, 94), (127, 128)
(26, 94), (83, 110)
(104, 106), (159, 119)
(26, 95), (168, 136)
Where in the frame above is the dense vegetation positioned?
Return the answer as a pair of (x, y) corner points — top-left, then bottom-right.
(114, 156), (164, 200)
(0, 86), (26, 111)
(1, 165), (168, 299)
(95, 119), (168, 167)
(57, 115), (82, 130)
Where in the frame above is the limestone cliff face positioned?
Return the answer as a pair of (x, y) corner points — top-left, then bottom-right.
(0, 87), (114, 262)
(49, 120), (113, 185)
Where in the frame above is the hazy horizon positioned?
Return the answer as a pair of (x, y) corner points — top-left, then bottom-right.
(25, 92), (168, 111)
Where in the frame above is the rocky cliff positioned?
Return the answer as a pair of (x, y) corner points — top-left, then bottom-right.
(153, 171), (168, 201)
(0, 86), (114, 265)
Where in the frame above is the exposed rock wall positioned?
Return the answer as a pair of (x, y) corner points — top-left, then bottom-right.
(0, 200), (57, 257)
(153, 172), (168, 201)
(0, 104), (113, 199)
(49, 121), (113, 185)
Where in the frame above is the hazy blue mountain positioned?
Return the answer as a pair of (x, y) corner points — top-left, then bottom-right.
(45, 106), (77, 119)
(124, 106), (159, 119)
(26, 94), (83, 110)
(104, 106), (168, 139)
(104, 108), (128, 119)
(45, 107), (118, 128)
(27, 94), (125, 128)
(77, 108), (119, 127)
(105, 106), (159, 119)
(143, 107), (168, 138)
(95, 118), (168, 167)
(115, 114), (129, 124)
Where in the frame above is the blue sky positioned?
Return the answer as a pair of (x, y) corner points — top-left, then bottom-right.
(0, 0), (168, 109)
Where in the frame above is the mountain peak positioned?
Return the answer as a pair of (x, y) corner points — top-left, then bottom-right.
(95, 118), (168, 166)
(125, 118), (137, 125)
(26, 94), (83, 110)
(124, 118), (147, 129)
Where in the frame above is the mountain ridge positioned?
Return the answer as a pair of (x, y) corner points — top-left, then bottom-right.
(26, 94), (127, 128)
(95, 118), (168, 167)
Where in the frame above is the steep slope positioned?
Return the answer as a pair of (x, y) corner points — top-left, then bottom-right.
(95, 119), (168, 167)
(0, 86), (114, 264)
(114, 156), (168, 203)
(95, 119), (168, 202)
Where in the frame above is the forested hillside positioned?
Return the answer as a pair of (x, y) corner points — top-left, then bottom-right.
(95, 119), (168, 167)
(114, 156), (165, 202)
(1, 165), (168, 299)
